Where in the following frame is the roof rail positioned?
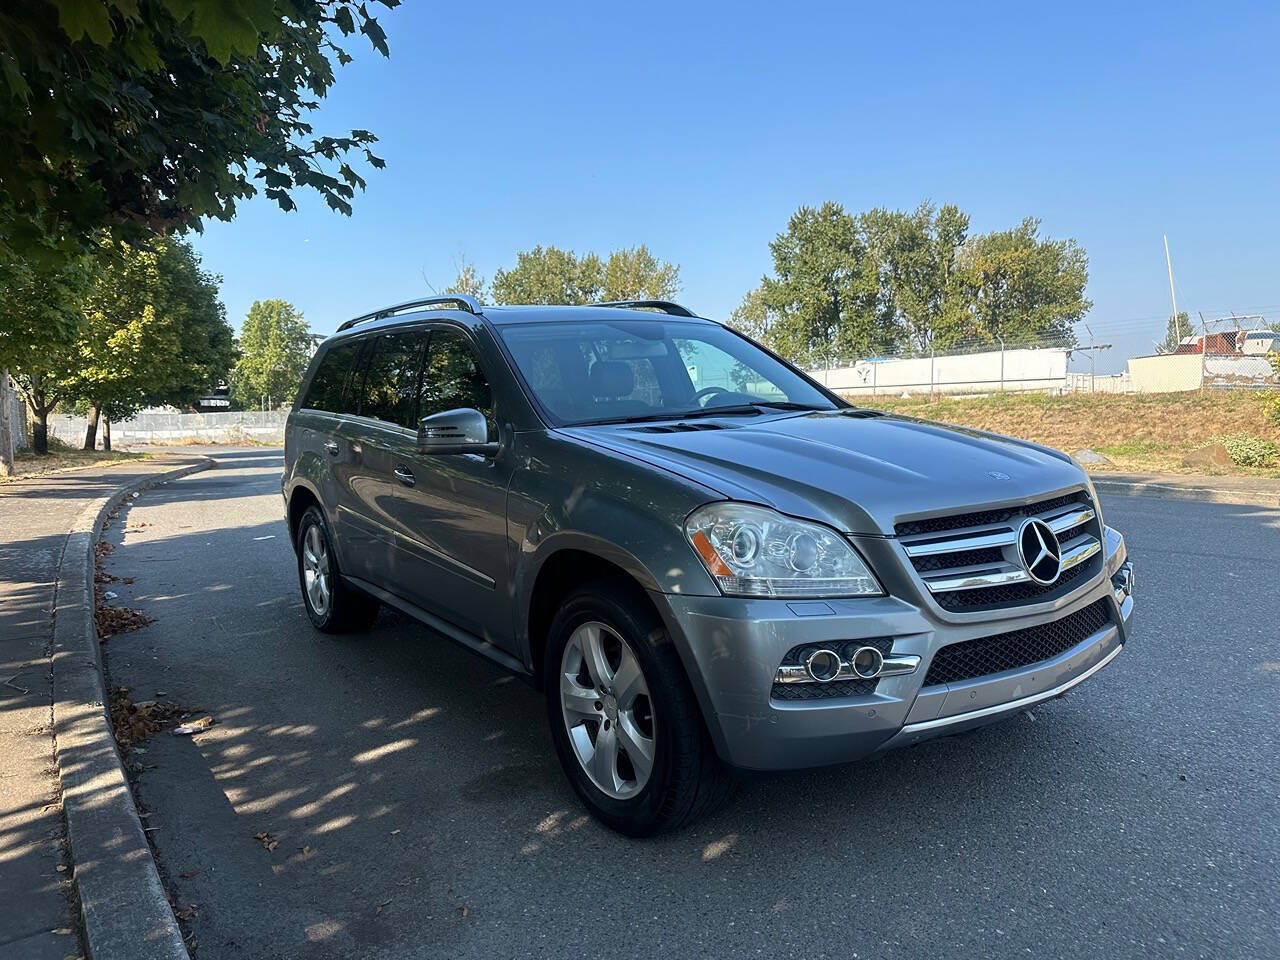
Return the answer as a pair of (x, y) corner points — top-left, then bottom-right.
(337, 295), (483, 332)
(591, 300), (698, 318)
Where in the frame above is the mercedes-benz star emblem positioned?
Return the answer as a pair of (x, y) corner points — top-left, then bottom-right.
(1017, 518), (1062, 585)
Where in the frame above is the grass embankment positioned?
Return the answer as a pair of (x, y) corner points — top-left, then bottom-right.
(1, 443), (149, 485)
(856, 390), (1280, 477)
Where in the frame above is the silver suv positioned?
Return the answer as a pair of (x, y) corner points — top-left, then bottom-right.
(283, 296), (1135, 836)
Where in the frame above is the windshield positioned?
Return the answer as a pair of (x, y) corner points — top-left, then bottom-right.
(498, 319), (840, 426)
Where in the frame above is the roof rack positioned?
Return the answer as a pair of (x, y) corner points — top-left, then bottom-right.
(337, 294), (483, 332)
(591, 300), (697, 318)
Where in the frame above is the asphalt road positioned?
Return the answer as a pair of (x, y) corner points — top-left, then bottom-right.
(100, 449), (1279, 960)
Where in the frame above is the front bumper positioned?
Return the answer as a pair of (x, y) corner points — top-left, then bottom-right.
(658, 548), (1134, 773)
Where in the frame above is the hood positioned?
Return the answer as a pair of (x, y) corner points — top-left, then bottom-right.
(561, 411), (1089, 536)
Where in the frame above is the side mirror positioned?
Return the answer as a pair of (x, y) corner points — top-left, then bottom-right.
(417, 408), (499, 457)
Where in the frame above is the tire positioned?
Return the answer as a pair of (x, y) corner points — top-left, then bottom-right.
(295, 505), (379, 633)
(544, 580), (735, 836)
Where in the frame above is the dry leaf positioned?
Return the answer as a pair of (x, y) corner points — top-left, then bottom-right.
(254, 832), (279, 851)
(180, 869), (200, 879)
(457, 905), (469, 917)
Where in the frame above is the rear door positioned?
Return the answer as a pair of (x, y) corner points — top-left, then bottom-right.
(293, 338), (365, 563)
(333, 328), (429, 585)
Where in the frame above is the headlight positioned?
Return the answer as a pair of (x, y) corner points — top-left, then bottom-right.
(684, 503), (883, 598)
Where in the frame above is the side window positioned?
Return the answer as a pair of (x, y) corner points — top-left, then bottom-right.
(355, 331), (428, 428)
(420, 330), (495, 437)
(301, 341), (361, 412)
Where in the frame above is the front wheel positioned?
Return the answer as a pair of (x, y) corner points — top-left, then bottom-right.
(544, 581), (734, 836)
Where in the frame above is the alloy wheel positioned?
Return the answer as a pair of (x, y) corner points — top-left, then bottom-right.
(559, 621), (656, 799)
(302, 523), (332, 616)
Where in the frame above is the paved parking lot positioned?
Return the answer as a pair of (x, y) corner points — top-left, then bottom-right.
(100, 449), (1279, 959)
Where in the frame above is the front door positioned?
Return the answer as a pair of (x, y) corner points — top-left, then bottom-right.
(386, 327), (514, 650)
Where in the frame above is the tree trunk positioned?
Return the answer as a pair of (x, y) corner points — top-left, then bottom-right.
(83, 404), (100, 451)
(0, 369), (14, 477)
(32, 411), (49, 455)
(103, 414), (111, 451)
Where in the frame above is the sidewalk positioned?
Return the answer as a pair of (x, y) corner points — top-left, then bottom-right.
(0, 458), (206, 960)
(1090, 470), (1280, 507)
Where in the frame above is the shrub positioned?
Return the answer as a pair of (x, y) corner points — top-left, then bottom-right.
(1215, 432), (1278, 468)
(1267, 353), (1280, 427)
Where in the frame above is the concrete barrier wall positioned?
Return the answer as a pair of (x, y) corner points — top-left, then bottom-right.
(810, 348), (1069, 396)
(47, 410), (288, 446)
(1127, 354), (1204, 393)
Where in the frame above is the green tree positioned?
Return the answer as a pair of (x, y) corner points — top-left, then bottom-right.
(727, 287), (770, 342)
(860, 202), (972, 353)
(759, 202), (897, 366)
(955, 218), (1089, 348)
(601, 245), (681, 301)
(61, 237), (236, 448)
(490, 245), (681, 306)
(0, 0), (396, 262)
(0, 257), (91, 454)
(1157, 311), (1193, 353)
(491, 246), (605, 305)
(231, 299), (313, 409)
(443, 255), (488, 301)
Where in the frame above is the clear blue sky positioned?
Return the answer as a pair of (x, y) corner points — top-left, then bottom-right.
(193, 0), (1280, 374)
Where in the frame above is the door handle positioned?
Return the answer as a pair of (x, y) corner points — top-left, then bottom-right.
(393, 465), (416, 487)
(323, 440), (340, 456)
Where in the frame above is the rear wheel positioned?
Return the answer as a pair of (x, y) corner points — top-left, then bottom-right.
(544, 581), (734, 836)
(296, 505), (379, 633)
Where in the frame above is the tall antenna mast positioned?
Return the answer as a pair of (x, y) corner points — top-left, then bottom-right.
(1163, 235), (1181, 342)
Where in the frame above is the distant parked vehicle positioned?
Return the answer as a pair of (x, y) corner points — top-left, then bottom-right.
(282, 296), (1135, 835)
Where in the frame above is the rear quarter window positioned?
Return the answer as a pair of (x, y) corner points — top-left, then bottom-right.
(301, 341), (361, 412)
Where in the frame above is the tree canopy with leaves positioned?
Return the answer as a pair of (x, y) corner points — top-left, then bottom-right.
(0, 0), (396, 262)
(231, 299), (314, 408)
(751, 201), (1091, 365)
(490, 245), (680, 306)
(62, 237), (235, 447)
(1157, 311), (1193, 353)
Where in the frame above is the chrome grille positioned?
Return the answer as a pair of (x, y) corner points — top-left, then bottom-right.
(897, 491), (1103, 611)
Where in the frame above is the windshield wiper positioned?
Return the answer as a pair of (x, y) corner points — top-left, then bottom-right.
(576, 401), (827, 426)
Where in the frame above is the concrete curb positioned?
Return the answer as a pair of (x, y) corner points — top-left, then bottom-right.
(1091, 475), (1280, 508)
(51, 458), (214, 960)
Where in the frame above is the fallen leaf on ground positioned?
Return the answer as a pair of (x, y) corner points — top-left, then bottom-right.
(109, 688), (185, 747)
(55, 864), (67, 873)
(300, 845), (313, 859)
(175, 905), (197, 920)
(254, 832), (280, 852)
(457, 905), (469, 917)
(180, 869), (200, 879)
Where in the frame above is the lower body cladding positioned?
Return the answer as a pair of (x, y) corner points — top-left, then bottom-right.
(659, 563), (1135, 772)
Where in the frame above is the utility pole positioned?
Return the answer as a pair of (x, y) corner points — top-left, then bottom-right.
(1163, 235), (1182, 344)
(1080, 324), (1112, 393)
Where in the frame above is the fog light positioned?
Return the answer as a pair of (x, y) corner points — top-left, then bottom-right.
(850, 646), (885, 679)
(804, 648), (842, 682)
